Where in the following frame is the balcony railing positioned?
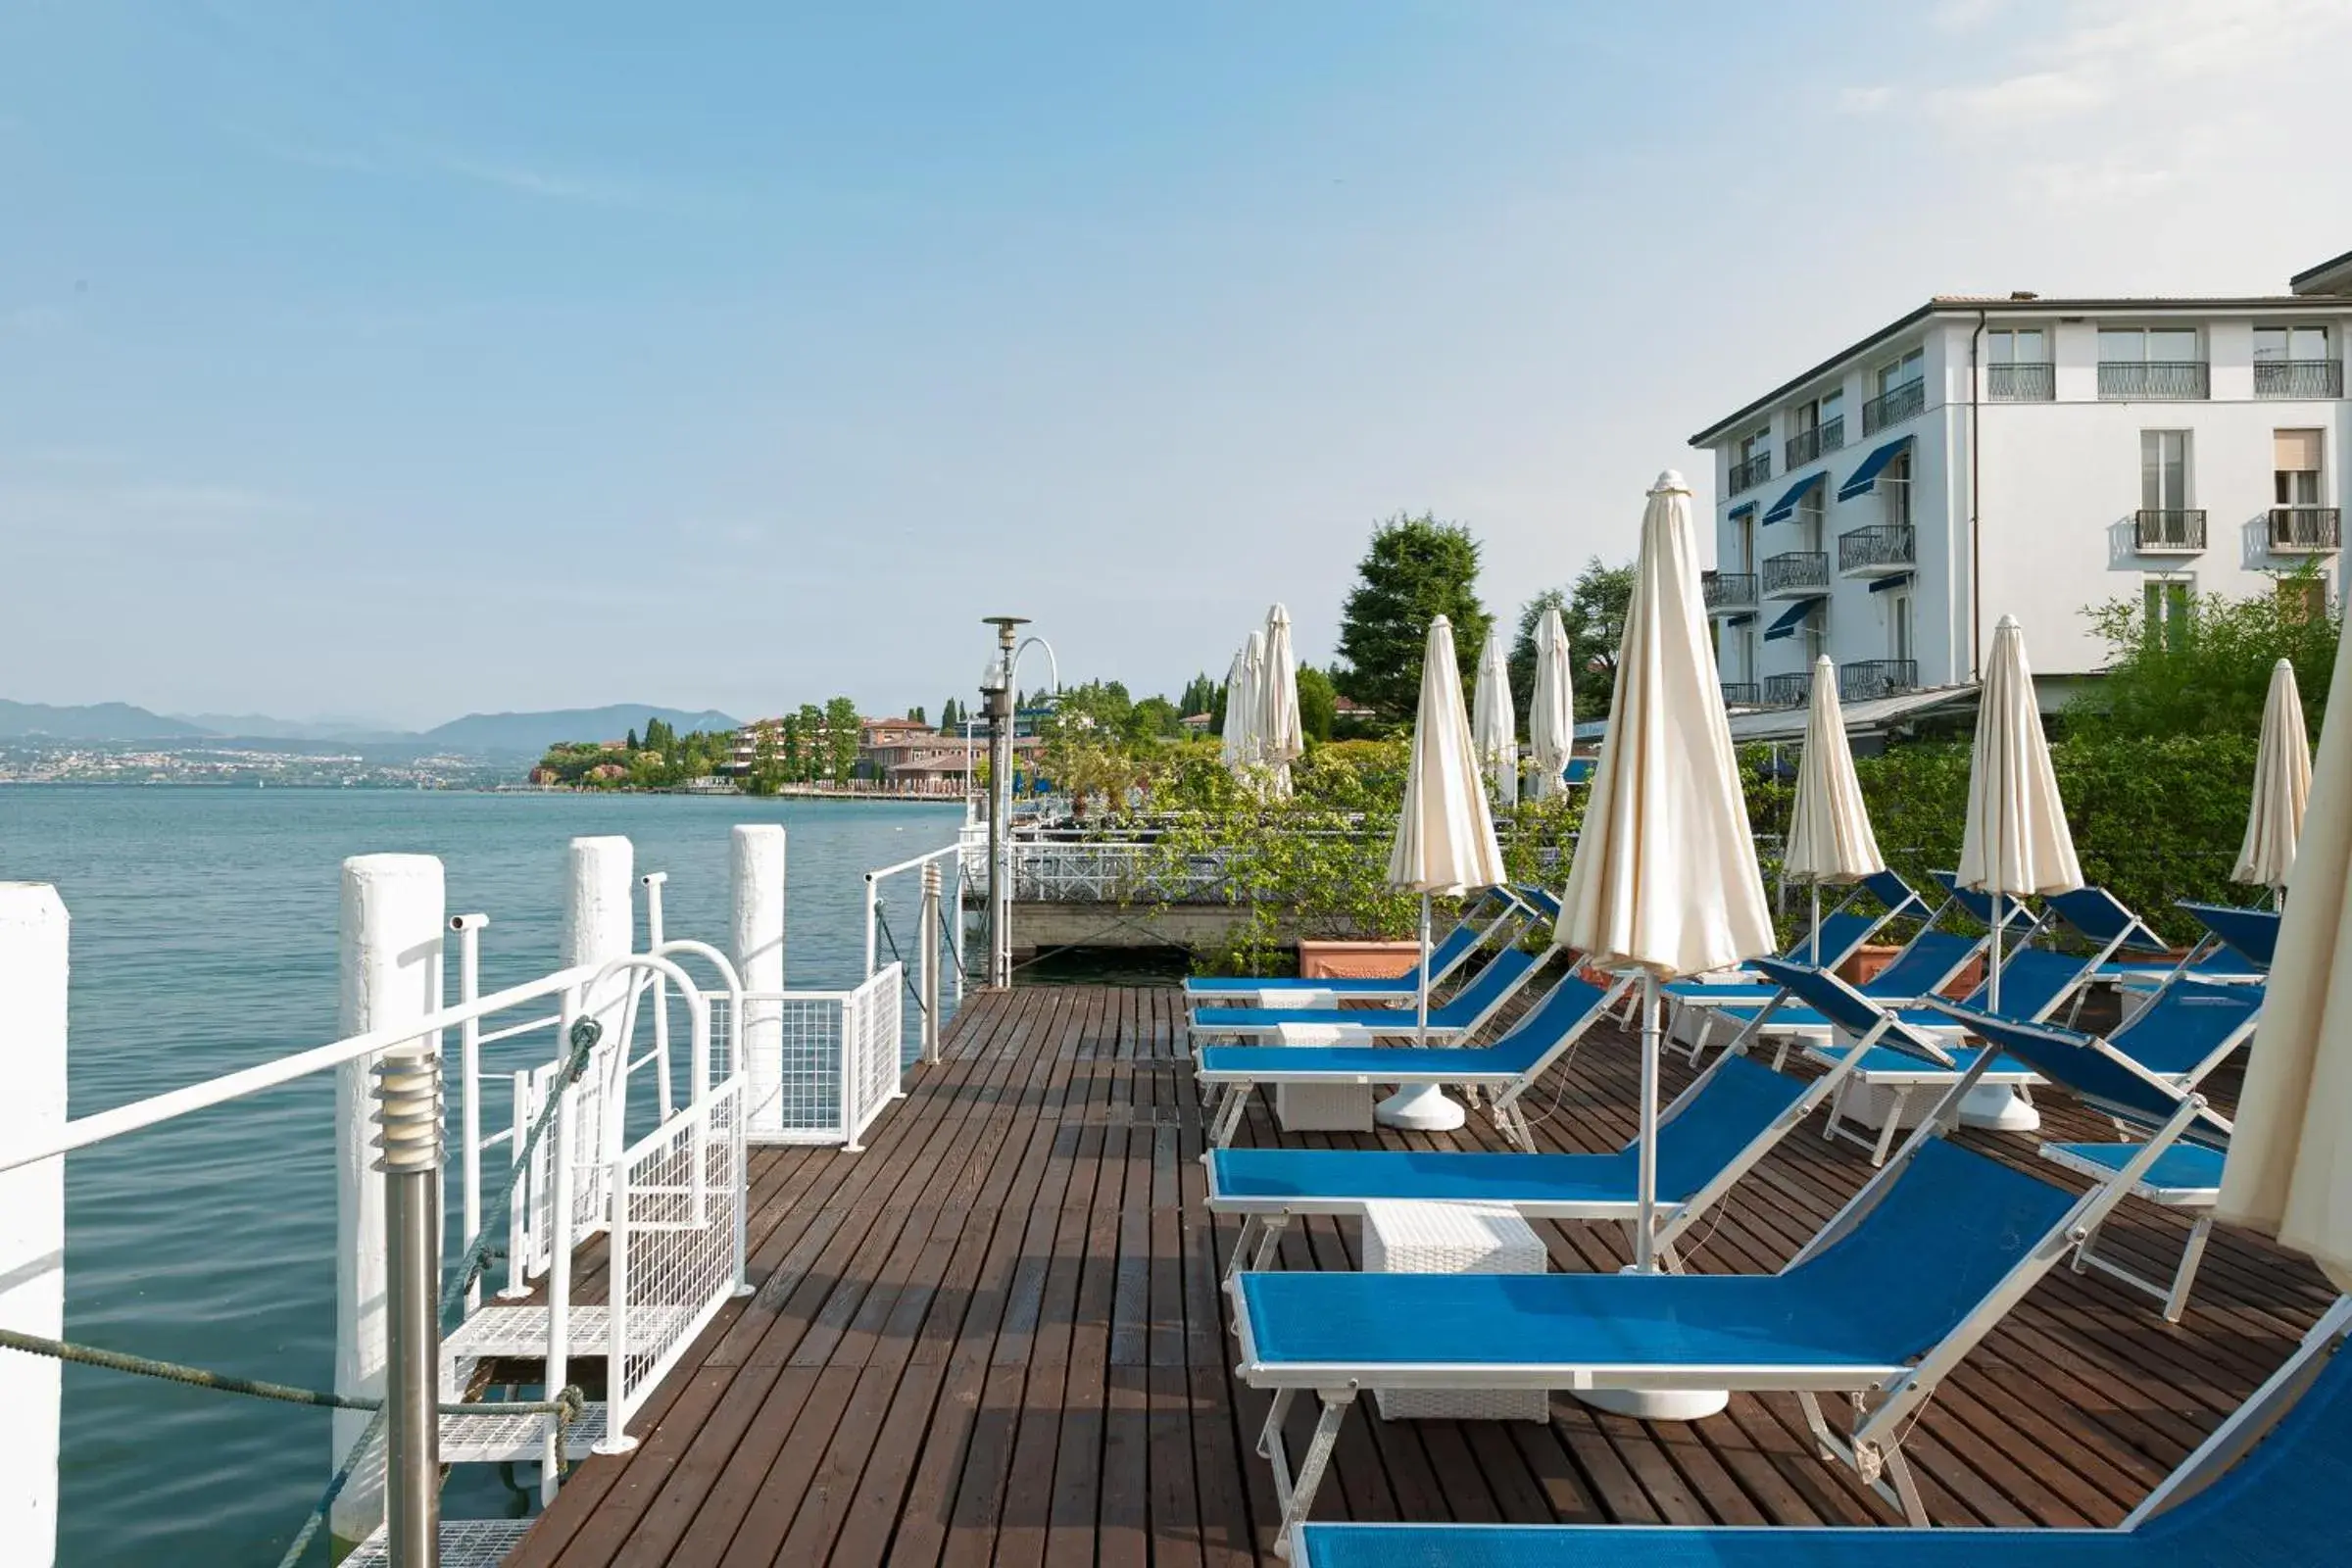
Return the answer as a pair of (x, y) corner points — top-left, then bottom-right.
(1861, 379), (1925, 435)
(1785, 416), (1844, 469)
(2098, 361), (2208, 400)
(1838, 524), (1916, 576)
(2134, 509), (2208, 553)
(1987, 362), (2054, 401)
(1763, 672), (1813, 708)
(1703, 570), (1758, 612)
(1728, 452), (1773, 493)
(2271, 507), (2342, 553)
(2255, 360), (2344, 399)
(1839, 660), (1919, 703)
(1761, 551), (1830, 597)
(1719, 681), (1760, 708)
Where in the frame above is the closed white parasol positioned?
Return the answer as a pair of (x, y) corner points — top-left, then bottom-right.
(1785, 655), (1886, 963)
(1384, 614), (1507, 1132)
(1472, 622), (1519, 809)
(2233, 658), (2311, 898)
(1526, 606), (1575, 801)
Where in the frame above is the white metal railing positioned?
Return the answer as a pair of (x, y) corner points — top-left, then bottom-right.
(738, 963), (905, 1150)
(861, 839), (966, 989)
(599, 1072), (748, 1450)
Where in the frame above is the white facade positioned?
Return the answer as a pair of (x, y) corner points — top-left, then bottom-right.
(1693, 253), (2352, 708)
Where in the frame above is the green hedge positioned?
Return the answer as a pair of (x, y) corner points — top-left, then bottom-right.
(1742, 735), (2261, 946)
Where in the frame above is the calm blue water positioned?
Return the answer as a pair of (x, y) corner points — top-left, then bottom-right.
(0, 787), (963, 1566)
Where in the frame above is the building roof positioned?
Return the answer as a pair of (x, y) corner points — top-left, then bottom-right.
(1690, 290), (2352, 447)
(2291, 245), (2352, 296)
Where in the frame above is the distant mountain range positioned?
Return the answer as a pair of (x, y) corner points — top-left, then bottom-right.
(0, 699), (742, 753)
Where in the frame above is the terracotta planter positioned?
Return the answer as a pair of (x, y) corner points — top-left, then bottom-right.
(1298, 939), (1423, 980)
(1838, 944), (1903, 986)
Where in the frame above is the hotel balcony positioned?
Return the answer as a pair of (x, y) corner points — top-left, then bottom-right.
(1861, 379), (1924, 435)
(2098, 361), (2208, 400)
(1728, 452), (1772, 494)
(1783, 417), (1844, 469)
(1761, 551), (1830, 600)
(1839, 659), (1919, 703)
(1719, 681), (1761, 708)
(1703, 570), (1758, 614)
(2271, 507), (2342, 554)
(1762, 670), (1813, 708)
(1838, 524), (1916, 579)
(1986, 362), (2054, 401)
(2134, 509), (2208, 554)
(2255, 360), (2343, 399)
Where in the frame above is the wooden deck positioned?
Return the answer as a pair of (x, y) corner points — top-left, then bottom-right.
(507, 982), (2334, 1566)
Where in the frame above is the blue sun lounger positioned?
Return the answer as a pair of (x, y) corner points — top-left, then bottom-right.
(1182, 895), (1519, 1004)
(1198, 968), (1628, 1150)
(1230, 1006), (2229, 1550)
(1288, 1294), (2352, 1566)
(1204, 1044), (1870, 1282)
(2106, 901), (2281, 994)
(1188, 945), (1541, 1045)
(1933, 978), (2262, 1322)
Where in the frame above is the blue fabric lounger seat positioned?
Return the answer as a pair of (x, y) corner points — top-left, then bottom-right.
(1204, 1052), (1841, 1276)
(1188, 947), (1538, 1038)
(1233, 1135), (2142, 1544)
(1934, 982), (2260, 1321)
(1292, 1298), (2352, 1568)
(1197, 971), (1622, 1150)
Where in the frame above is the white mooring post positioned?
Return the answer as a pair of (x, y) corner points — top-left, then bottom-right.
(564, 837), (634, 1180)
(332, 855), (445, 1554)
(731, 825), (786, 1133)
(0, 884), (67, 1568)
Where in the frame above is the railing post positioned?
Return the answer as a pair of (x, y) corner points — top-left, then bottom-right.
(862, 873), (879, 980)
(501, 1069), (531, 1299)
(731, 825), (786, 1137)
(450, 913), (486, 1314)
(0, 883), (67, 1568)
(919, 862), (943, 1064)
(375, 1038), (442, 1567)
(334, 854), (445, 1554)
(641, 873), (673, 1118)
(543, 990), (579, 1507)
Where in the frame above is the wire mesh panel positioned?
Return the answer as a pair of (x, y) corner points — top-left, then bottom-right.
(741, 993), (846, 1143)
(843, 965), (904, 1150)
(606, 1074), (746, 1445)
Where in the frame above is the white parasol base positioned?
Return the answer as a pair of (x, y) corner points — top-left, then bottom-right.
(1571, 1387), (1730, 1421)
(1956, 1084), (2041, 1133)
(1374, 1084), (1468, 1131)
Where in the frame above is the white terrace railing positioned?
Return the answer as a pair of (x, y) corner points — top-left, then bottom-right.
(0, 834), (928, 1562)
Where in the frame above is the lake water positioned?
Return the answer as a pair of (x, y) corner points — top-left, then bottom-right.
(0, 786), (965, 1565)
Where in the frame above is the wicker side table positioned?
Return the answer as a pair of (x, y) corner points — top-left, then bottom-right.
(1361, 1200), (1549, 1421)
(1270, 1023), (1374, 1133)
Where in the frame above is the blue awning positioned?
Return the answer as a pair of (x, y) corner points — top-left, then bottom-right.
(1722, 612), (1756, 627)
(1868, 571), (1915, 595)
(1728, 500), (1758, 520)
(1760, 471), (1826, 526)
(1838, 436), (1913, 501)
(1762, 597), (1823, 642)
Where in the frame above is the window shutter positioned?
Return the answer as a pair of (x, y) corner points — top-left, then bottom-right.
(2274, 429), (2322, 471)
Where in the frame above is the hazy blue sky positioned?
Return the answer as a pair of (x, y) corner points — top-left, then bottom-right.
(4, 1), (2348, 727)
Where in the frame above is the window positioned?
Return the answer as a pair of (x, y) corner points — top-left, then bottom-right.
(2143, 577), (2194, 649)
(2278, 574), (2329, 624)
(2276, 428), (2323, 508)
(1881, 452), (1913, 527)
(2256, 325), (2332, 363)
(2141, 430), (2190, 512)
(1731, 424), (1773, 492)
(1888, 591), (1914, 663)
(2100, 326), (2201, 363)
(1877, 348), (1924, 396)
(1740, 426), (1771, 464)
(1986, 328), (2046, 364)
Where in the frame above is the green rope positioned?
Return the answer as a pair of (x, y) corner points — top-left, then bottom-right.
(0, 1327), (582, 1422)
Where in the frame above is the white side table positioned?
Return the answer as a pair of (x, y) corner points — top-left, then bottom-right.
(1361, 1200), (1548, 1421)
(1271, 1023), (1374, 1133)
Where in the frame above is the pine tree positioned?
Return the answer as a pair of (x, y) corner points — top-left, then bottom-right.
(625, 727), (639, 751)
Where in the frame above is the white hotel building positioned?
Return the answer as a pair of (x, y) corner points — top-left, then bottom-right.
(1692, 247), (2352, 714)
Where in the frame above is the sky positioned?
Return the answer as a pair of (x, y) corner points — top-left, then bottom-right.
(4, 0), (2350, 730)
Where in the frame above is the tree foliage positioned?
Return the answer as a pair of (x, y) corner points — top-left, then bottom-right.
(2071, 564), (2338, 740)
(1334, 513), (1492, 721)
(1178, 671), (1220, 718)
(1296, 664), (1337, 743)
